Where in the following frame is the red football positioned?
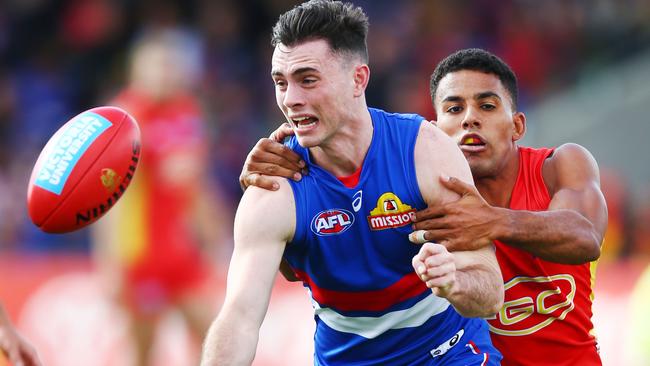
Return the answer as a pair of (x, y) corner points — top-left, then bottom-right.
(27, 106), (141, 233)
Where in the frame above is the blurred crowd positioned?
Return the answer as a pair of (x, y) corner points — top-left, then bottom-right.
(1, 0), (649, 258)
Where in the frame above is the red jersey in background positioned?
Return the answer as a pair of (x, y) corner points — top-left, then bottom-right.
(111, 89), (209, 311)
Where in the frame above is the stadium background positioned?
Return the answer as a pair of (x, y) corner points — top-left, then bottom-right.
(0, 0), (649, 365)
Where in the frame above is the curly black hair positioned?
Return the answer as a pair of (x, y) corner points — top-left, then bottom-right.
(430, 48), (519, 110)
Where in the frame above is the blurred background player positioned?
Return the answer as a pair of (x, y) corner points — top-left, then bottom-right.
(92, 28), (229, 366)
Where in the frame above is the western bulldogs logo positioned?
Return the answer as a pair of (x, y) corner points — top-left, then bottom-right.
(311, 209), (355, 236)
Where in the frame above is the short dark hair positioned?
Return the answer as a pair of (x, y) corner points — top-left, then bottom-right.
(271, 0), (369, 62)
(430, 48), (519, 110)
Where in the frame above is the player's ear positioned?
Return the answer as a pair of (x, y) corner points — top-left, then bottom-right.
(353, 64), (370, 97)
(512, 111), (526, 141)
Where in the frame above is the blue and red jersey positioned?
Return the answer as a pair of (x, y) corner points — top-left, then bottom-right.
(284, 108), (501, 365)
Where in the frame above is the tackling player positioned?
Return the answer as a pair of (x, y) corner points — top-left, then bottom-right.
(240, 49), (608, 366)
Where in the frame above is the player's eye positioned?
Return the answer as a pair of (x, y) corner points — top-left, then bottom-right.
(274, 79), (287, 89)
(446, 105), (462, 113)
(481, 104), (496, 110)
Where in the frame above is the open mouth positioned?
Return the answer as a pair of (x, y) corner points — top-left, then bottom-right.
(459, 134), (486, 152)
(291, 116), (318, 130)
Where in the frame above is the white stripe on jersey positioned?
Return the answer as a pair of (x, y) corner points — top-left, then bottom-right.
(311, 292), (450, 339)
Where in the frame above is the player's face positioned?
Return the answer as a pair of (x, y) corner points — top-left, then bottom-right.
(271, 39), (359, 148)
(434, 70), (525, 179)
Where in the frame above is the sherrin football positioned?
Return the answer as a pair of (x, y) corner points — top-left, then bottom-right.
(27, 106), (141, 233)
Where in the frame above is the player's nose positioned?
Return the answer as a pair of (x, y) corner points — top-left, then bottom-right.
(461, 107), (481, 129)
(282, 84), (306, 109)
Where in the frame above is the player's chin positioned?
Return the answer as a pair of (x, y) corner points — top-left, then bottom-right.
(467, 160), (497, 179)
(294, 135), (322, 148)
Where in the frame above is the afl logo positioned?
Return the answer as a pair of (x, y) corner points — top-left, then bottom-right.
(311, 209), (355, 236)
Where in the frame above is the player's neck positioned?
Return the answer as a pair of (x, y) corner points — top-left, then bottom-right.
(309, 108), (373, 176)
(474, 147), (520, 208)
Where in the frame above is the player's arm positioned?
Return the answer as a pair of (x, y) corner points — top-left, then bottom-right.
(237, 123), (305, 281)
(411, 143), (606, 265)
(413, 122), (503, 318)
(200, 179), (295, 366)
(0, 304), (42, 366)
(494, 143), (607, 263)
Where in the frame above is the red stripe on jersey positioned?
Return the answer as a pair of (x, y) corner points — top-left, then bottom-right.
(336, 165), (362, 188)
(294, 269), (429, 312)
(467, 340), (480, 354)
(467, 340), (489, 366)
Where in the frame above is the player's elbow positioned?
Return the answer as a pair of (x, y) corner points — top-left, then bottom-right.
(456, 282), (504, 318)
(557, 229), (602, 265)
(490, 291), (505, 317)
(583, 234), (602, 262)
(482, 279), (504, 318)
(571, 232), (602, 264)
(456, 298), (503, 319)
(482, 284), (504, 318)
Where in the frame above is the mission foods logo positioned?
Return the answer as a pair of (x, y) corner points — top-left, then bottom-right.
(367, 192), (415, 230)
(311, 209), (355, 236)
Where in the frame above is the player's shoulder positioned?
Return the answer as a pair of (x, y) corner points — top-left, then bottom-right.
(552, 143), (594, 159)
(369, 107), (424, 122)
(416, 120), (458, 151)
(414, 121), (461, 172)
(415, 121), (473, 205)
(238, 179), (295, 222)
(545, 143), (598, 171)
(236, 178), (296, 241)
(241, 178), (294, 206)
(543, 143), (600, 192)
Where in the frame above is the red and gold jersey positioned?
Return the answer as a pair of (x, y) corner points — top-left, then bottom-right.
(488, 146), (601, 366)
(110, 89), (209, 301)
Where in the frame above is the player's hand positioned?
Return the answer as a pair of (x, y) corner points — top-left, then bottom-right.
(239, 123), (306, 191)
(412, 242), (456, 297)
(0, 320), (42, 366)
(410, 175), (502, 251)
(268, 122), (295, 142)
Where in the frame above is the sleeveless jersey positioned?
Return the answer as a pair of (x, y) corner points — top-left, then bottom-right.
(111, 89), (209, 308)
(488, 146), (601, 366)
(285, 108), (501, 365)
